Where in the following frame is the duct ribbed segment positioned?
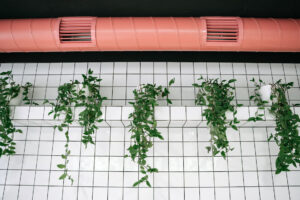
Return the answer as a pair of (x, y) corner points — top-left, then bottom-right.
(206, 18), (239, 42)
(1, 17), (300, 52)
(59, 18), (92, 43)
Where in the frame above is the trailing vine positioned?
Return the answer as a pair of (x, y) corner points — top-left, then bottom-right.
(249, 79), (300, 173)
(78, 70), (107, 147)
(248, 78), (269, 122)
(45, 69), (106, 184)
(22, 82), (39, 105)
(0, 71), (35, 157)
(193, 77), (242, 159)
(127, 78), (175, 187)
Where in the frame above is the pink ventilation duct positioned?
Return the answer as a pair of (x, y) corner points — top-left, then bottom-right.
(0, 16), (300, 52)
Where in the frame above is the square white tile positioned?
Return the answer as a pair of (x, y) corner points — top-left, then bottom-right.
(154, 62), (167, 74)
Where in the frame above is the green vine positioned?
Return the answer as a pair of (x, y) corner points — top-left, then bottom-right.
(193, 77), (242, 159)
(0, 71), (35, 157)
(248, 78), (269, 122)
(22, 82), (38, 105)
(127, 78), (175, 187)
(249, 79), (300, 173)
(78, 70), (107, 147)
(45, 69), (106, 184)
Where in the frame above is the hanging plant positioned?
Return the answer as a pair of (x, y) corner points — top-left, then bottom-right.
(45, 69), (106, 184)
(247, 78), (270, 122)
(78, 70), (107, 147)
(249, 78), (300, 174)
(0, 71), (36, 157)
(127, 78), (175, 187)
(193, 77), (242, 159)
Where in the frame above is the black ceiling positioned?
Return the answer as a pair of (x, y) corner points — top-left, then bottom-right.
(1, 0), (300, 62)
(1, 0), (300, 19)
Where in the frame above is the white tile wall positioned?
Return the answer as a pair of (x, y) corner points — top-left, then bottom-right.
(1, 62), (300, 200)
(3, 62), (300, 106)
(1, 127), (299, 200)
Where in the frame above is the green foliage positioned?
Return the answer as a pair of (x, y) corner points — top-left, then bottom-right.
(0, 71), (35, 158)
(127, 78), (175, 187)
(22, 82), (39, 105)
(193, 77), (241, 159)
(270, 80), (300, 174)
(45, 69), (106, 184)
(78, 69), (107, 147)
(250, 79), (300, 174)
(248, 78), (268, 122)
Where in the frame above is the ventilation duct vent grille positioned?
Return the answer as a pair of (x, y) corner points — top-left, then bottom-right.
(206, 18), (239, 42)
(59, 18), (92, 43)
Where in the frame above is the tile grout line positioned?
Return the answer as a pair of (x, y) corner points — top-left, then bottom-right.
(16, 63), (36, 200)
(75, 63), (89, 200)
(245, 63), (262, 200)
(121, 127), (126, 200)
(31, 62), (47, 200)
(0, 183), (298, 188)
(65, 62), (76, 199)
(43, 62), (55, 200)
(56, 62), (67, 200)
(196, 127), (201, 200)
(258, 63), (277, 200)
(90, 62), (98, 200)
(106, 126), (112, 200)
(205, 62), (217, 200)
(181, 126), (186, 200)
(294, 64), (300, 91)
(193, 62), (202, 200)
(137, 61), (141, 200)
(1, 63), (18, 200)
(222, 62), (232, 200)
(264, 127), (277, 200)
(280, 63), (292, 200)
(166, 62), (170, 200)
(233, 63), (247, 200)
(11, 72), (300, 76)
